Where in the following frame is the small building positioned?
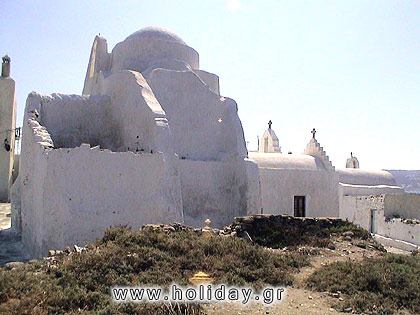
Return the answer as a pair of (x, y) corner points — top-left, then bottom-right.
(250, 123), (406, 219)
(250, 125), (339, 217)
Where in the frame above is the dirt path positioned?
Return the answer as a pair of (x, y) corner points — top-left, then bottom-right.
(0, 203), (28, 265)
(0, 203), (11, 230)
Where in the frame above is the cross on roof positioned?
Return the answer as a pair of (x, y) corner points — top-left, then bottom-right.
(311, 128), (316, 139)
(268, 120), (272, 129)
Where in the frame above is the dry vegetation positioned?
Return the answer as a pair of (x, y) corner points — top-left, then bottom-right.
(306, 253), (420, 314)
(0, 217), (418, 315)
(0, 225), (308, 314)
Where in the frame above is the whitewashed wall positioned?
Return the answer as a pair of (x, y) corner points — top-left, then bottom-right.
(0, 77), (16, 201)
(178, 158), (260, 228)
(38, 93), (117, 150)
(193, 70), (220, 95)
(147, 69), (247, 161)
(93, 70), (171, 154)
(257, 168), (339, 217)
(18, 85), (183, 258)
(377, 212), (420, 246)
(340, 195), (384, 231)
(42, 146), (182, 256)
(21, 143), (182, 258)
(340, 194), (420, 247)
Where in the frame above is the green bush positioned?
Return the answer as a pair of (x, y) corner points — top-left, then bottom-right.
(306, 254), (420, 314)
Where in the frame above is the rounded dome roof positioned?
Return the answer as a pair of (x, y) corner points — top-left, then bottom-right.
(249, 152), (328, 171)
(111, 26), (199, 73)
(337, 168), (398, 186)
(125, 27), (186, 45)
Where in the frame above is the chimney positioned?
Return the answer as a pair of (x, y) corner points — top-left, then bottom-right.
(2, 55), (11, 77)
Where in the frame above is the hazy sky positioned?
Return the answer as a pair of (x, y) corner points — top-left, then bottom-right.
(1, 0), (419, 169)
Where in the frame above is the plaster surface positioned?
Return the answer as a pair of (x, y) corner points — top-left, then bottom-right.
(0, 77), (16, 201)
(340, 194), (420, 247)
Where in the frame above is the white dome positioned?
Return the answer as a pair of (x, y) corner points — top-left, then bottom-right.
(125, 27), (186, 45)
(249, 152), (328, 171)
(337, 168), (398, 186)
(111, 27), (199, 73)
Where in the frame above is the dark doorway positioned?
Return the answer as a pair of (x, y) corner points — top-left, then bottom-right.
(294, 196), (306, 217)
(370, 209), (377, 234)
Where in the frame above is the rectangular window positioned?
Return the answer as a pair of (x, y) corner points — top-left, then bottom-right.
(294, 196), (306, 217)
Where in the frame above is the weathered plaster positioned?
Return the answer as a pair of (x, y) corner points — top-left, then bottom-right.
(0, 77), (16, 201)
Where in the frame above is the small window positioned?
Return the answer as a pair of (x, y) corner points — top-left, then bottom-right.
(294, 196), (306, 217)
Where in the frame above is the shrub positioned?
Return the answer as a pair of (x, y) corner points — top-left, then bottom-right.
(306, 254), (420, 314)
(231, 215), (370, 249)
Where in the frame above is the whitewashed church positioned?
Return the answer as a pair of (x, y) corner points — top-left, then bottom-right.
(251, 122), (403, 218)
(1, 27), (418, 257)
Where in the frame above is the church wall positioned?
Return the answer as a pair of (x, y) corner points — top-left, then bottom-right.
(147, 69), (247, 161)
(94, 70), (170, 154)
(19, 113), (53, 258)
(18, 91), (183, 258)
(258, 168), (339, 217)
(244, 159), (263, 215)
(193, 70), (220, 95)
(38, 93), (119, 150)
(22, 143), (183, 258)
(340, 195), (383, 231)
(178, 158), (258, 228)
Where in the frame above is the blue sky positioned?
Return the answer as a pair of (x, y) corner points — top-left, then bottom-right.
(1, 0), (419, 169)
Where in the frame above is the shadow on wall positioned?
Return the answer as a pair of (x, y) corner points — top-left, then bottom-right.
(38, 94), (121, 151)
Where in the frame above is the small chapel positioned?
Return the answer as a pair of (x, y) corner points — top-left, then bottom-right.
(250, 121), (406, 219)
